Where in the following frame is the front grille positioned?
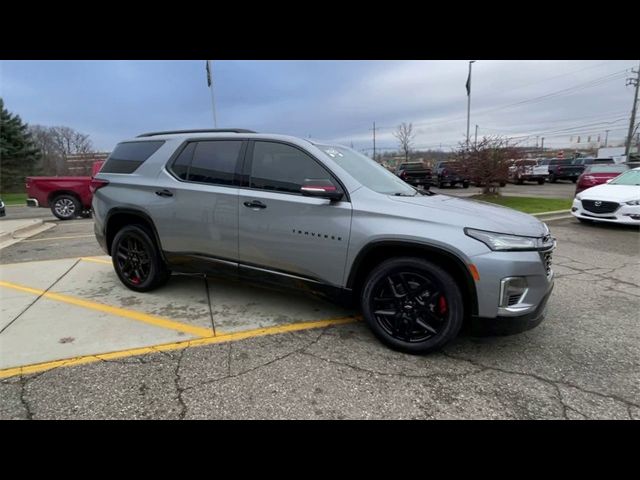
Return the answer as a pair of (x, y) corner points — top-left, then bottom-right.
(582, 199), (619, 214)
(508, 294), (522, 306)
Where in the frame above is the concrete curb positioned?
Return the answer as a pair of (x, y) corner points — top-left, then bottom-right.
(0, 220), (56, 250)
(532, 209), (571, 217)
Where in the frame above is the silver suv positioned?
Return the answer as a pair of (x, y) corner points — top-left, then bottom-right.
(92, 129), (555, 353)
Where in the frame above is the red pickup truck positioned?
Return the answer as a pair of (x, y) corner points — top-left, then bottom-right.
(26, 161), (104, 220)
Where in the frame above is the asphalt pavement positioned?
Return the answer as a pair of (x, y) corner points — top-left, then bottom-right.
(1, 214), (638, 419)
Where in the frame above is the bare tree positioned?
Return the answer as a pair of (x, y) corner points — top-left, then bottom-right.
(28, 125), (93, 175)
(393, 122), (415, 162)
(455, 135), (515, 195)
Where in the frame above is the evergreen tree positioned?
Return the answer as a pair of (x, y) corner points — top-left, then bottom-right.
(0, 98), (41, 193)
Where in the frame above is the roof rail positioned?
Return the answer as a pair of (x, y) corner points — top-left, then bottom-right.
(136, 128), (257, 138)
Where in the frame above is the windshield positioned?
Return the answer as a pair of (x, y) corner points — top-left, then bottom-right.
(585, 165), (627, 174)
(609, 169), (640, 186)
(316, 144), (416, 195)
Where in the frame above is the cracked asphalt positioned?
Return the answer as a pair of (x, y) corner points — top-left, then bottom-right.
(1, 217), (638, 419)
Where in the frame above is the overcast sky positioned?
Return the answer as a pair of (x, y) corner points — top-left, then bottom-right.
(1, 60), (638, 153)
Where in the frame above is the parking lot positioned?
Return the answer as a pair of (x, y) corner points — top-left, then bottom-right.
(1, 185), (639, 419)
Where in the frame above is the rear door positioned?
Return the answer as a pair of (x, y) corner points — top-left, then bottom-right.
(150, 139), (246, 262)
(238, 140), (352, 287)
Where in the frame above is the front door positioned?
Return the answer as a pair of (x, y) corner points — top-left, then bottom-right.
(238, 141), (352, 287)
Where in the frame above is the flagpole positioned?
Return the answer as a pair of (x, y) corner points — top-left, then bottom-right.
(466, 60), (476, 148)
(207, 60), (218, 128)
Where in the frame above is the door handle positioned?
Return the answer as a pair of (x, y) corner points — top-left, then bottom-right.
(243, 200), (267, 209)
(155, 189), (174, 197)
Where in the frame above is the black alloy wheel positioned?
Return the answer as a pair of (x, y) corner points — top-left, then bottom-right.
(112, 225), (170, 292)
(361, 257), (463, 353)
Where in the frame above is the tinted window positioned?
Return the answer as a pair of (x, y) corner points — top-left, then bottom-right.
(188, 141), (243, 185)
(585, 165), (628, 174)
(102, 141), (164, 174)
(250, 142), (334, 194)
(170, 142), (196, 180)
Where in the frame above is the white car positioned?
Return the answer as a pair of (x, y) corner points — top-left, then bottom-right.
(571, 167), (640, 225)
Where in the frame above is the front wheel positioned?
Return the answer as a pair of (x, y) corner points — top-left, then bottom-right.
(537, 178), (545, 185)
(462, 181), (469, 189)
(550, 174), (557, 183)
(361, 257), (464, 354)
(112, 225), (170, 292)
(51, 194), (80, 220)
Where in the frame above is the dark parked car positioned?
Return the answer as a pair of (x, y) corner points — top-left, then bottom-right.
(546, 158), (583, 183)
(571, 157), (615, 177)
(434, 161), (469, 188)
(394, 162), (433, 188)
(574, 164), (629, 195)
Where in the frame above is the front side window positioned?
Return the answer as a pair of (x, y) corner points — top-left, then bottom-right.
(250, 141), (337, 194)
(187, 141), (243, 186)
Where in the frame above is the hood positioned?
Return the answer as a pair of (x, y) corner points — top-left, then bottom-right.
(389, 194), (547, 237)
(579, 184), (640, 202)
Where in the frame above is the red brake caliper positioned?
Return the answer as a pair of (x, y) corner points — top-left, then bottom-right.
(439, 295), (447, 315)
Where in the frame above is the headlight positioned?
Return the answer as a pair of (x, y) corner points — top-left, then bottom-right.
(625, 200), (640, 206)
(465, 228), (553, 251)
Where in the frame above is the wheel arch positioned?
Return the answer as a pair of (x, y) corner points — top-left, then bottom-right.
(346, 240), (479, 317)
(105, 208), (166, 262)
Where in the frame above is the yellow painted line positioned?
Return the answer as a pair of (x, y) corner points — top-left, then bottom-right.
(0, 280), (213, 338)
(0, 315), (360, 379)
(22, 234), (94, 243)
(80, 257), (112, 265)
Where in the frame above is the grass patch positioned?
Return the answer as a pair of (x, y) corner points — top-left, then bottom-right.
(0, 193), (27, 205)
(471, 195), (572, 214)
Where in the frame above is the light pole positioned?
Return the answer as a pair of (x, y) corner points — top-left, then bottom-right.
(466, 60), (476, 148)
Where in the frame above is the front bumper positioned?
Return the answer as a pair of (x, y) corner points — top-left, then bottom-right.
(571, 198), (640, 225)
(468, 286), (553, 335)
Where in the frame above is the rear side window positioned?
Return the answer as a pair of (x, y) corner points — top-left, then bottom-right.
(170, 142), (196, 180)
(250, 141), (335, 194)
(187, 141), (243, 186)
(102, 141), (164, 174)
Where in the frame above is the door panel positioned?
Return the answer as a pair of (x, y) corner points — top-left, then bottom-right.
(238, 189), (351, 286)
(150, 168), (239, 260)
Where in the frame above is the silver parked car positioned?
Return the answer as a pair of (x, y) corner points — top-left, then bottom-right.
(92, 129), (555, 353)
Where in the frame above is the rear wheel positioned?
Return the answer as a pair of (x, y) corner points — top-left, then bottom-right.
(361, 257), (464, 354)
(51, 194), (80, 220)
(112, 225), (170, 292)
(537, 178), (545, 185)
(462, 181), (469, 189)
(499, 181), (506, 187)
(516, 176), (524, 185)
(550, 174), (557, 183)
(571, 178), (577, 183)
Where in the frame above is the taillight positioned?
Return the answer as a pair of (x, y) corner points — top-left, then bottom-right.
(89, 178), (109, 194)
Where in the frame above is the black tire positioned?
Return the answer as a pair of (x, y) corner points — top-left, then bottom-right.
(438, 182), (444, 189)
(550, 174), (557, 183)
(499, 181), (506, 187)
(111, 225), (170, 292)
(361, 257), (464, 354)
(51, 194), (80, 220)
(462, 181), (469, 189)
(516, 177), (524, 185)
(571, 178), (577, 183)
(537, 178), (545, 185)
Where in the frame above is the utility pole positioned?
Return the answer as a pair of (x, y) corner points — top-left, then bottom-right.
(206, 60), (218, 128)
(541, 137), (545, 153)
(370, 121), (377, 161)
(474, 124), (478, 147)
(624, 62), (640, 158)
(466, 61), (476, 148)
(604, 129), (610, 147)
